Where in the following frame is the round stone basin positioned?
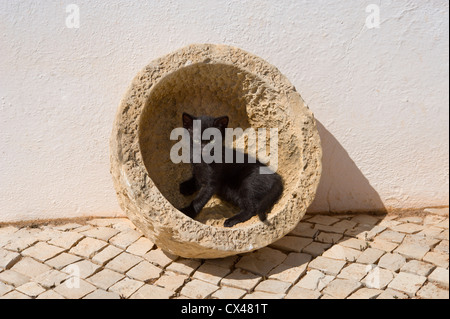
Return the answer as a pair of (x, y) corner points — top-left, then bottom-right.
(110, 44), (322, 258)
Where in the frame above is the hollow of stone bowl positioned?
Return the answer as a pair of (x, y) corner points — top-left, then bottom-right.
(110, 44), (322, 258)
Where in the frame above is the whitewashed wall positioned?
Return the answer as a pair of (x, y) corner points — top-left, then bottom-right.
(0, 0), (448, 222)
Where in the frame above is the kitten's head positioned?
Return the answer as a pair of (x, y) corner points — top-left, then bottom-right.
(182, 113), (228, 146)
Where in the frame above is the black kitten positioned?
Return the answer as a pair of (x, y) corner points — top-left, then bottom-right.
(179, 113), (283, 227)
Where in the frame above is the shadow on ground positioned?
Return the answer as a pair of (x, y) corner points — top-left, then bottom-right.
(308, 120), (386, 214)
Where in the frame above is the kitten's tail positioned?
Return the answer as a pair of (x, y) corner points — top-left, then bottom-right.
(257, 175), (284, 222)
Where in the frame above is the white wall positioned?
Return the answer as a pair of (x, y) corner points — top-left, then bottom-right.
(1, 0), (448, 222)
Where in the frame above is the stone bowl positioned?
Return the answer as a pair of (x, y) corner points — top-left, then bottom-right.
(110, 44), (322, 258)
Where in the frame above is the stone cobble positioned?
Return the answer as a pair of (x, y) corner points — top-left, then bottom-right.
(0, 208), (448, 299)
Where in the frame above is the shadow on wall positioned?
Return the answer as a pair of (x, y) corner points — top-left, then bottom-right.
(307, 120), (386, 214)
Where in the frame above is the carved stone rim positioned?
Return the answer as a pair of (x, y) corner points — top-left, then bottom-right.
(110, 44), (322, 258)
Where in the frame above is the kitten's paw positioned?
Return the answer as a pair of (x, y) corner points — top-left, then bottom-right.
(180, 180), (196, 196)
(224, 213), (254, 227)
(180, 205), (197, 218)
(224, 216), (241, 227)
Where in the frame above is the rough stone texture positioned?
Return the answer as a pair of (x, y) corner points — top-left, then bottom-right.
(347, 288), (383, 299)
(130, 284), (174, 299)
(0, 209), (448, 299)
(322, 279), (362, 299)
(110, 43), (322, 258)
(378, 253), (406, 272)
(285, 286), (321, 299)
(417, 283), (449, 299)
(388, 272), (427, 297)
(428, 267), (449, 289)
(180, 279), (219, 299)
(211, 287), (246, 299)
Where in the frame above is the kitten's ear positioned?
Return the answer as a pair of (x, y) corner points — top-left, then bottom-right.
(213, 116), (229, 129)
(182, 113), (194, 129)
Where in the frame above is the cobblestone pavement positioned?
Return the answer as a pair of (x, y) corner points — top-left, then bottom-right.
(1, 208), (448, 299)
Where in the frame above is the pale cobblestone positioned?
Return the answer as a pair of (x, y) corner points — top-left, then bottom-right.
(315, 231), (343, 244)
(54, 279), (96, 299)
(47, 231), (84, 249)
(356, 247), (385, 264)
(363, 266), (395, 289)
(45, 252), (82, 270)
(369, 239), (399, 252)
(204, 255), (238, 269)
(83, 289), (121, 299)
(126, 261), (162, 282)
(351, 214), (380, 226)
(130, 284), (174, 299)
(268, 252), (310, 283)
(36, 289), (65, 299)
(322, 278), (362, 298)
(79, 226), (119, 241)
(211, 286), (246, 299)
(388, 272), (427, 296)
(87, 269), (124, 290)
(376, 230), (405, 243)
(428, 267), (449, 288)
(91, 244), (122, 265)
(0, 210), (447, 299)
(105, 252), (143, 273)
(338, 263), (370, 281)
(0, 270), (30, 287)
(62, 259), (101, 279)
(154, 271), (187, 292)
(221, 269), (262, 291)
(0, 282), (14, 296)
(322, 245), (362, 262)
(423, 251), (449, 268)
(33, 269), (68, 289)
(144, 248), (178, 268)
(11, 257), (51, 278)
(108, 277), (144, 298)
(347, 287), (383, 299)
(236, 247), (287, 276)
(307, 215), (339, 226)
(378, 253), (406, 272)
(270, 236), (313, 252)
(289, 222), (318, 237)
(394, 235), (434, 259)
(285, 286), (321, 299)
(166, 258), (201, 276)
(243, 291), (285, 299)
(0, 249), (20, 270)
(400, 260), (435, 277)
(180, 279), (218, 299)
(126, 237), (155, 256)
(302, 242), (331, 257)
(376, 288), (408, 299)
(0, 290), (31, 299)
(295, 269), (328, 290)
(21, 242), (65, 262)
(16, 282), (45, 297)
(69, 237), (108, 259)
(254, 279), (291, 294)
(434, 240), (449, 254)
(109, 229), (142, 249)
(417, 282), (449, 299)
(308, 256), (346, 276)
(391, 222), (425, 234)
(192, 263), (230, 285)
